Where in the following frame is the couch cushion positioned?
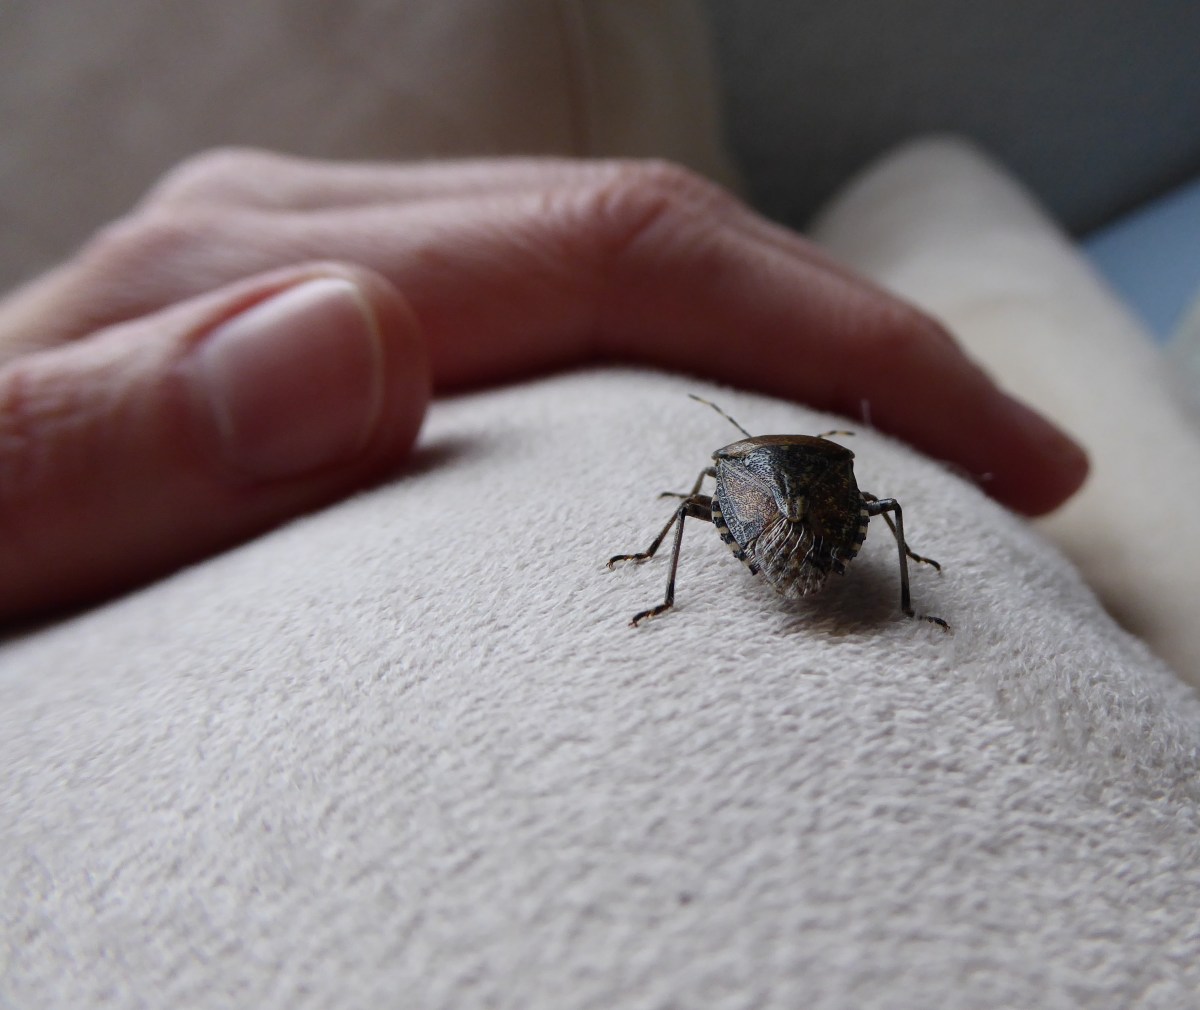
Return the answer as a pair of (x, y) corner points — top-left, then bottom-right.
(812, 136), (1200, 683)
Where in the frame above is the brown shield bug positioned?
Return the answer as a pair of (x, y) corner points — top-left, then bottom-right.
(607, 395), (948, 629)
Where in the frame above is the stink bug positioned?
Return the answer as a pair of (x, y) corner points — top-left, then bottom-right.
(607, 395), (948, 629)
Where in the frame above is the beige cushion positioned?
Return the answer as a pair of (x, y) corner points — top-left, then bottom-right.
(1168, 288), (1200, 411)
(4, 368), (1199, 1007)
(812, 136), (1200, 685)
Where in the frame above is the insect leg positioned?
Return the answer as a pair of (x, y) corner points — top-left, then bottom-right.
(608, 470), (714, 567)
(628, 497), (713, 626)
(658, 466), (716, 500)
(608, 490), (714, 626)
(862, 495), (948, 630)
(863, 497), (942, 571)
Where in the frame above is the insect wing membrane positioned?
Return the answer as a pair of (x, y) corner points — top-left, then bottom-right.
(713, 456), (776, 548)
(714, 453), (825, 599)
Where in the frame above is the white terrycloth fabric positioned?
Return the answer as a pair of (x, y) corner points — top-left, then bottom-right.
(4, 370), (1200, 1008)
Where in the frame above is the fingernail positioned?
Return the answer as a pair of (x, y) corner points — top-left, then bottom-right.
(189, 277), (385, 479)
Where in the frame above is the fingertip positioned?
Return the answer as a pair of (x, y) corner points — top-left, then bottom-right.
(988, 393), (1090, 516)
(341, 265), (431, 464)
(836, 307), (1090, 516)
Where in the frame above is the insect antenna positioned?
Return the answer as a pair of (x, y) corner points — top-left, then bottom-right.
(688, 394), (752, 438)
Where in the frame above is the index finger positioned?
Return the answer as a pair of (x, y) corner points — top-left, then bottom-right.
(39, 159), (1087, 514)
(360, 164), (1087, 515)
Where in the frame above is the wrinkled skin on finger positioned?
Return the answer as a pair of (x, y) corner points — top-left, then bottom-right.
(0, 154), (1088, 623)
(0, 153), (1086, 516)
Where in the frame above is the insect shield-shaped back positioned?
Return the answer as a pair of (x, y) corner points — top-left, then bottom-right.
(606, 395), (947, 629)
(711, 436), (867, 599)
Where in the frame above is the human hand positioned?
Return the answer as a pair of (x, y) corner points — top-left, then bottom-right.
(0, 152), (1087, 620)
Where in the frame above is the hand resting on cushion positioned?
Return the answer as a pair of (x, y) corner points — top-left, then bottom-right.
(0, 152), (1087, 621)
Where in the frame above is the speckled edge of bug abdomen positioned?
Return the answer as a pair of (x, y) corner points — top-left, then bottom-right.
(821, 503), (870, 578)
(749, 515), (831, 599)
(852, 504), (869, 556)
(711, 497), (761, 575)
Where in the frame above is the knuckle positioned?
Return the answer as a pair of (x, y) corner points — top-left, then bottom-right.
(577, 159), (738, 261)
(140, 146), (283, 209)
(602, 158), (726, 202)
(73, 206), (229, 309)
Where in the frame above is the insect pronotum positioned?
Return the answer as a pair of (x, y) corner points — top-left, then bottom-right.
(607, 395), (948, 629)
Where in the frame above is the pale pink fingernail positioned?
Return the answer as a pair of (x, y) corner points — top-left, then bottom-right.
(188, 277), (385, 479)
